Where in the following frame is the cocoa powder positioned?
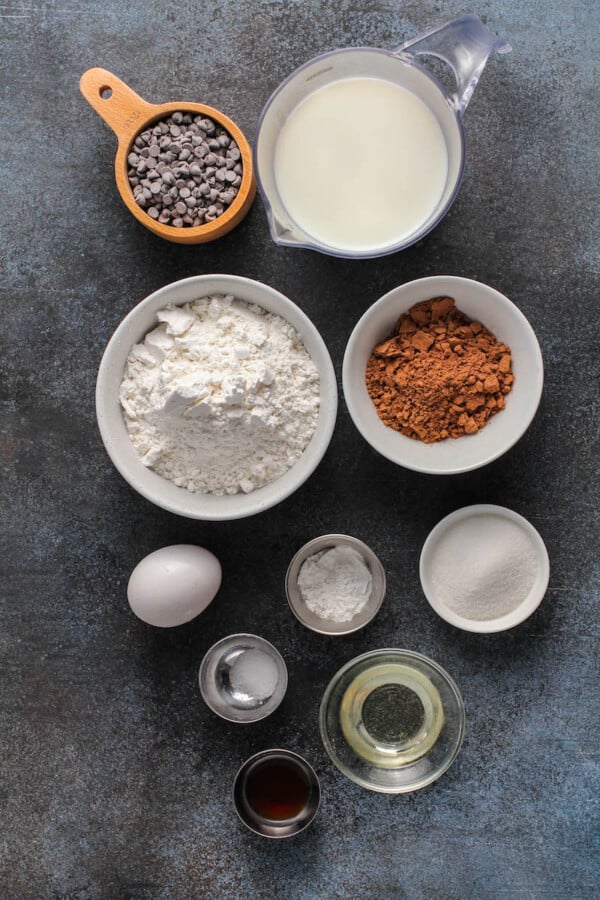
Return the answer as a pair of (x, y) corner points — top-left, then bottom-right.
(365, 297), (514, 443)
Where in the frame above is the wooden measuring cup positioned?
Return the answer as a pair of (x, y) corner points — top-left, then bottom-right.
(80, 68), (256, 244)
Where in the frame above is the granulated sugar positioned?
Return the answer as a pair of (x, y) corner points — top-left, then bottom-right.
(428, 513), (538, 620)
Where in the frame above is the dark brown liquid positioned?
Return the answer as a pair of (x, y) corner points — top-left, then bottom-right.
(244, 759), (310, 821)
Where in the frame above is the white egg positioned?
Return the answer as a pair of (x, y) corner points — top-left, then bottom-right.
(127, 544), (221, 627)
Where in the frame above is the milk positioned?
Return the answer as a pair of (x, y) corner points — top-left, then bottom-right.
(274, 77), (448, 252)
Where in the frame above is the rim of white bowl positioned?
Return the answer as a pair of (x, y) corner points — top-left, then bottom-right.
(419, 504), (550, 633)
(342, 276), (544, 475)
(96, 275), (338, 520)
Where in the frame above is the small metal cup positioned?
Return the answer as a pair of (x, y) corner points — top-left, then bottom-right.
(199, 634), (288, 723)
(233, 749), (320, 838)
(285, 534), (386, 635)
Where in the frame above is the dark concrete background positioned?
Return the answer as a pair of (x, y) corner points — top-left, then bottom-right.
(1, 1), (598, 898)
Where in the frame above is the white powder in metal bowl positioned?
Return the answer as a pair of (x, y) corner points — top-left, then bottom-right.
(297, 545), (373, 622)
(119, 294), (320, 495)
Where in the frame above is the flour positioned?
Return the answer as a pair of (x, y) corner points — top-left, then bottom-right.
(119, 295), (320, 495)
(297, 545), (373, 622)
(428, 514), (538, 620)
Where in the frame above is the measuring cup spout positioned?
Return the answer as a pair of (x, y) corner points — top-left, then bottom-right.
(397, 15), (511, 115)
(265, 206), (299, 246)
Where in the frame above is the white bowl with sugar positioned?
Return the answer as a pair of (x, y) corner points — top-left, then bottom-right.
(419, 505), (550, 633)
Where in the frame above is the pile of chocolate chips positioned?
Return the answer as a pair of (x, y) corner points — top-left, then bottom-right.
(127, 111), (243, 228)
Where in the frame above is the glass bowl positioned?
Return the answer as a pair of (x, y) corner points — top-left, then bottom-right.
(319, 649), (465, 793)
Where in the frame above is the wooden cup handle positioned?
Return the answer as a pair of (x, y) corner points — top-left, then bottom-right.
(79, 67), (156, 145)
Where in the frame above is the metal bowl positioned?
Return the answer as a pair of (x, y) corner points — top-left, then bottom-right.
(199, 633), (287, 723)
(285, 534), (386, 636)
(233, 749), (320, 839)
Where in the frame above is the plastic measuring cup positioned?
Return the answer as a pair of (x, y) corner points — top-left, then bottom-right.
(255, 15), (510, 259)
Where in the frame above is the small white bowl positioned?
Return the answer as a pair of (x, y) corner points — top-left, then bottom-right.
(419, 504), (550, 633)
(96, 275), (337, 520)
(342, 276), (543, 475)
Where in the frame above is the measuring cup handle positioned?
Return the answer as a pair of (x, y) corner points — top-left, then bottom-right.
(396, 15), (510, 116)
(79, 67), (157, 143)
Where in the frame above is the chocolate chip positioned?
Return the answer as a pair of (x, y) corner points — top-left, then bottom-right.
(127, 112), (242, 228)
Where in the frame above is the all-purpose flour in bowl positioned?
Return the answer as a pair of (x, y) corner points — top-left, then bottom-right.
(119, 294), (320, 495)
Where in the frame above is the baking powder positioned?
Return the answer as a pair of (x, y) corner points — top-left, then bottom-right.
(119, 295), (320, 495)
(297, 545), (373, 622)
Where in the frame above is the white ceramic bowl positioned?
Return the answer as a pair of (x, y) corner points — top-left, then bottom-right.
(419, 504), (550, 633)
(343, 276), (543, 475)
(96, 275), (337, 520)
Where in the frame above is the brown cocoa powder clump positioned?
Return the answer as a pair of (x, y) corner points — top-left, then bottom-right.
(365, 297), (514, 443)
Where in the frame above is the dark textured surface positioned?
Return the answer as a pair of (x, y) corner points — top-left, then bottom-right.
(1, 1), (599, 898)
